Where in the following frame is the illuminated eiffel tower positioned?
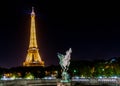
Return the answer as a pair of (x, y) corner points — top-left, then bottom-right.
(23, 7), (44, 66)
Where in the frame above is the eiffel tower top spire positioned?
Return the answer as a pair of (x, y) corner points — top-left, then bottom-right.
(32, 7), (34, 11)
(31, 6), (35, 14)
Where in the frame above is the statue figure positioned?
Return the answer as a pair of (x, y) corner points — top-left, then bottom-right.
(57, 48), (72, 82)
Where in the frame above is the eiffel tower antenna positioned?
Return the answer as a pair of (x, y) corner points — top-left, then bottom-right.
(23, 7), (44, 66)
(32, 6), (34, 12)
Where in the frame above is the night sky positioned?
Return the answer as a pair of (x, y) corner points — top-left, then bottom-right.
(0, 1), (120, 68)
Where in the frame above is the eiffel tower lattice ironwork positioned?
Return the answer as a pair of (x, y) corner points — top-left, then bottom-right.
(23, 7), (44, 66)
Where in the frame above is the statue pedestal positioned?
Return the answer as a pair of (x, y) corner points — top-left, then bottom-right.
(61, 71), (70, 82)
(57, 82), (71, 86)
(57, 71), (71, 86)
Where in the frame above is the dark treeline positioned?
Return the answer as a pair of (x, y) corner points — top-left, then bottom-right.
(1, 57), (120, 78)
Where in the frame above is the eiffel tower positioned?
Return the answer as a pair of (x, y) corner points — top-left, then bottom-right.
(23, 7), (44, 66)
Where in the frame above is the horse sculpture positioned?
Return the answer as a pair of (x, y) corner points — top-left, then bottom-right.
(57, 48), (72, 71)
